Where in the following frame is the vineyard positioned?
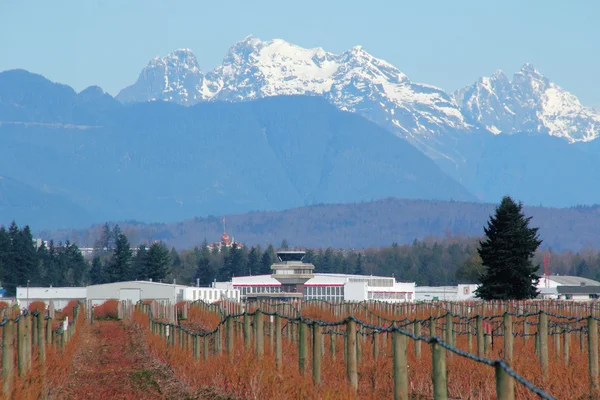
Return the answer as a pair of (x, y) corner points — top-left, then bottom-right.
(0, 300), (83, 399)
(138, 300), (600, 400)
(0, 299), (599, 399)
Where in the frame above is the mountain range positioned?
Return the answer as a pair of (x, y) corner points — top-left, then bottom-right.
(2, 35), (600, 233)
(118, 36), (600, 161)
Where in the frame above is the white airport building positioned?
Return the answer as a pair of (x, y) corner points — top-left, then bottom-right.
(214, 273), (416, 303)
(537, 275), (600, 300)
(16, 287), (87, 309)
(16, 280), (240, 309)
(415, 284), (479, 302)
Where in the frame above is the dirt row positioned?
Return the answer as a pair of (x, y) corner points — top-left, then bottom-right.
(46, 320), (203, 400)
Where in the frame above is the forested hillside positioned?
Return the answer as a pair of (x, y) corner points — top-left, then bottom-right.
(42, 198), (600, 252)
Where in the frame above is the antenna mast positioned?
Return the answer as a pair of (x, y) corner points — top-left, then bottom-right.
(543, 252), (551, 288)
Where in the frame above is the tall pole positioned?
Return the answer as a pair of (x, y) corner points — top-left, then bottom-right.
(27, 280), (30, 309)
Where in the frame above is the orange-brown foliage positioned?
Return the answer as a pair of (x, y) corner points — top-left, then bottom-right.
(28, 301), (46, 313)
(135, 301), (600, 400)
(94, 299), (119, 320)
(8, 303), (84, 400)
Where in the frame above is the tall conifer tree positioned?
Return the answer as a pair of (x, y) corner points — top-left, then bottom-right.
(475, 196), (542, 300)
(105, 233), (132, 282)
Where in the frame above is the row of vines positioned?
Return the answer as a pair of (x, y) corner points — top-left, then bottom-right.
(131, 299), (600, 399)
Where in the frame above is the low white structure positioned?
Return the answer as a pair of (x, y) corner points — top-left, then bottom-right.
(87, 281), (189, 306)
(16, 287), (87, 310)
(216, 273), (416, 303)
(537, 275), (600, 300)
(183, 286), (240, 303)
(415, 284), (479, 302)
(18, 280), (241, 308)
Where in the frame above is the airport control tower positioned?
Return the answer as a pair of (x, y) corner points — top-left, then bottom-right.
(271, 250), (315, 299)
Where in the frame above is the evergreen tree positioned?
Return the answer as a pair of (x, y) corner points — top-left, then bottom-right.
(169, 247), (183, 283)
(45, 240), (63, 286)
(110, 224), (122, 252)
(105, 233), (132, 283)
(260, 245), (275, 274)
(61, 241), (87, 286)
(5, 222), (38, 293)
(354, 253), (364, 275)
(247, 246), (262, 276)
(99, 222), (111, 253)
(0, 227), (11, 288)
(280, 239), (289, 249)
(146, 242), (171, 282)
(132, 245), (148, 280)
(222, 246), (246, 280)
(475, 196), (542, 300)
(89, 255), (105, 284)
(303, 249), (315, 265)
(195, 241), (213, 286)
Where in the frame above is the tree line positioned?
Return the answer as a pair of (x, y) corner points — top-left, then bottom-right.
(4, 202), (600, 298)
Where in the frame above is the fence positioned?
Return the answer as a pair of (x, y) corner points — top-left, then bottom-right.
(0, 300), (85, 398)
(132, 299), (600, 399)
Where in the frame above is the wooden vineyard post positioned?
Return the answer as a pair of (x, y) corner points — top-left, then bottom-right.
(432, 339), (448, 399)
(255, 311), (264, 359)
(17, 316), (26, 376)
(356, 330), (362, 362)
(555, 326), (561, 357)
(203, 335), (209, 361)
(269, 315), (274, 352)
(589, 316), (599, 393)
(37, 312), (46, 364)
(2, 321), (14, 398)
(445, 314), (453, 347)
(564, 329), (570, 365)
(226, 316), (234, 361)
(495, 361), (515, 400)
(346, 319), (358, 390)
(468, 324), (473, 353)
(373, 331), (379, 361)
(32, 313), (37, 347)
(298, 321), (307, 375)
(430, 316), (435, 338)
(244, 314), (251, 349)
(46, 315), (52, 344)
(313, 324), (322, 385)
(476, 315), (484, 357)
(392, 331), (408, 400)
(194, 335), (200, 361)
(330, 331), (336, 361)
(414, 321), (421, 357)
(504, 313), (513, 365)
(275, 315), (282, 371)
(539, 312), (549, 378)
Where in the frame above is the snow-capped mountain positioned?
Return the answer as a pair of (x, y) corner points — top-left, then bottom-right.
(117, 49), (206, 105)
(117, 36), (472, 161)
(117, 36), (600, 156)
(453, 64), (600, 142)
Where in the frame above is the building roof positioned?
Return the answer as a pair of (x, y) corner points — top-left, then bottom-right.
(548, 276), (600, 286)
(556, 286), (600, 295)
(415, 286), (459, 293)
(231, 273), (412, 286)
(87, 280), (189, 289)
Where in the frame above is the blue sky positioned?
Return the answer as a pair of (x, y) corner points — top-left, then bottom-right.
(1, 0), (598, 105)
